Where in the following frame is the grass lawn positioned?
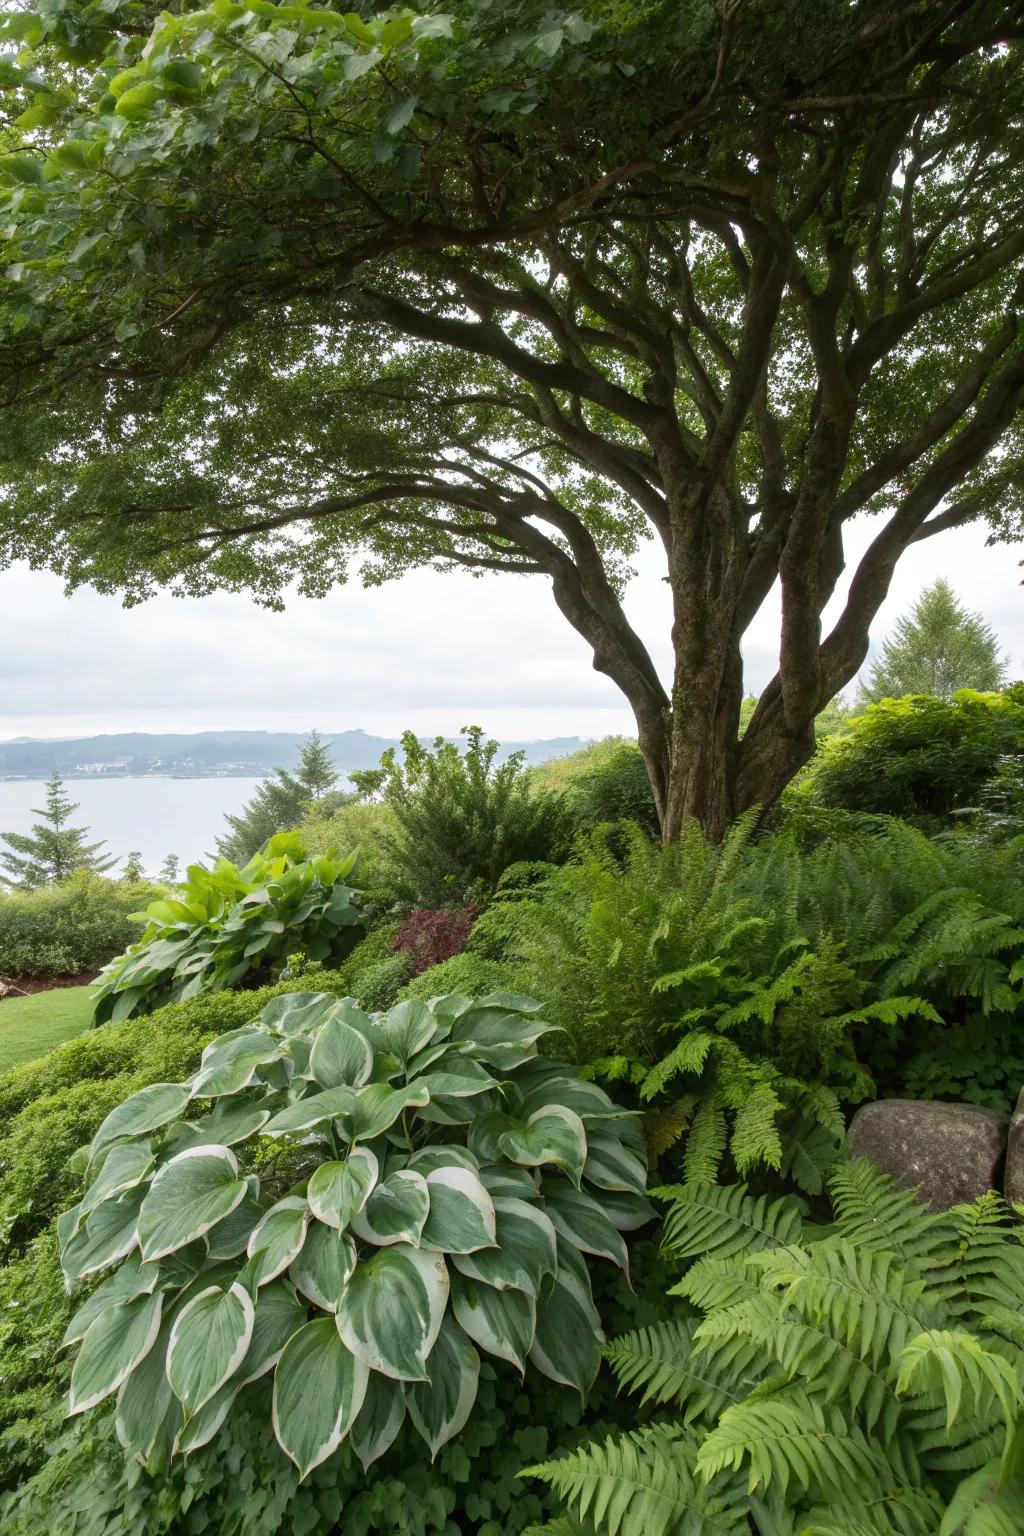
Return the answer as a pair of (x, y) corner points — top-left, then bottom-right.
(0, 986), (95, 1072)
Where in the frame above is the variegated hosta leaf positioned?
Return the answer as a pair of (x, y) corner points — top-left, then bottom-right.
(204, 1182), (263, 1261)
(192, 1029), (287, 1097)
(405, 1144), (479, 1177)
(90, 1082), (193, 1157)
(307, 1147), (378, 1231)
(81, 1140), (155, 1216)
(309, 1013), (374, 1089)
(453, 1197), (558, 1297)
(412, 1053), (495, 1099)
(167, 1282), (254, 1416)
(516, 1070), (617, 1121)
(244, 1197), (310, 1288)
(62, 1252), (159, 1348)
(334, 1082), (432, 1142)
(290, 1221), (357, 1311)
(543, 1185), (631, 1277)
(138, 1146), (248, 1262)
(260, 992), (345, 1037)
(351, 1170), (429, 1247)
(69, 1291), (163, 1415)
(583, 1127), (649, 1196)
(115, 1321), (181, 1469)
(600, 1187), (657, 1231)
(478, 1164), (540, 1202)
(350, 1370), (406, 1472)
(451, 1271), (536, 1372)
(337, 1244), (449, 1381)
(406, 1313), (480, 1457)
(261, 1085), (359, 1138)
(499, 1107), (588, 1188)
(272, 1319), (369, 1480)
(529, 1262), (605, 1399)
(62, 1186), (146, 1287)
(420, 1167), (496, 1254)
(377, 999), (438, 1063)
(192, 1096), (275, 1148)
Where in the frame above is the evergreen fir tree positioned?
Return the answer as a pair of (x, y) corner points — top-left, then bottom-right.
(859, 578), (1007, 703)
(217, 732), (346, 864)
(121, 851), (145, 881)
(0, 771), (116, 887)
(158, 853), (181, 885)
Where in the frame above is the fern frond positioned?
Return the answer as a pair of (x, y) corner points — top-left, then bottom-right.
(895, 1329), (1019, 1437)
(696, 1388), (888, 1499)
(938, 1459), (1024, 1536)
(801, 1486), (943, 1536)
(641, 1032), (716, 1100)
(604, 1318), (751, 1421)
(828, 1160), (948, 1263)
(656, 1183), (804, 1263)
(682, 1102), (729, 1183)
(729, 1082), (785, 1175)
(524, 1424), (748, 1536)
(779, 1114), (845, 1196)
(932, 1196), (1024, 1324)
(521, 1522), (587, 1536)
(671, 1255), (764, 1312)
(643, 1098), (697, 1160)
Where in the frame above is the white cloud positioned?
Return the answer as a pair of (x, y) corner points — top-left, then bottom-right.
(1, 517), (1020, 741)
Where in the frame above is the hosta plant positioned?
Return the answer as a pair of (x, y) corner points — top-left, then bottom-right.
(92, 834), (363, 1025)
(57, 990), (650, 1479)
(527, 1162), (1024, 1535)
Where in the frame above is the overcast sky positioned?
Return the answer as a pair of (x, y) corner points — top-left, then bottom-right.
(1, 519), (1021, 743)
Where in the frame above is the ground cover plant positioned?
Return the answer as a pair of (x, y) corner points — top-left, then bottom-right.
(527, 1162), (1024, 1535)
(0, 987), (94, 1072)
(0, 871), (164, 981)
(92, 836), (363, 1025)
(56, 989), (649, 1478)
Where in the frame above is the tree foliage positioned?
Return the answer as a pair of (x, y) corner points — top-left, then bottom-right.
(859, 578), (1008, 703)
(1, 2), (1022, 835)
(0, 772), (116, 888)
(218, 733), (347, 865)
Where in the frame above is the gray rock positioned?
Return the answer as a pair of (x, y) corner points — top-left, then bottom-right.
(848, 1099), (1010, 1210)
(1004, 1086), (1024, 1207)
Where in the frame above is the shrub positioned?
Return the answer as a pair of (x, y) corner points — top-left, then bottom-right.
(533, 739), (659, 837)
(797, 686), (1024, 823)
(393, 907), (477, 975)
(54, 991), (649, 1488)
(92, 835), (363, 1025)
(0, 872), (164, 979)
(398, 952), (512, 1006)
(528, 1163), (1024, 1535)
(298, 800), (403, 905)
(350, 728), (571, 906)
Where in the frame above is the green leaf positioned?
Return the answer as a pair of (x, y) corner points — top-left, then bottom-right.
(451, 1271), (536, 1372)
(62, 1253), (159, 1348)
(414, 1054), (495, 1099)
(69, 1291), (163, 1415)
(81, 1140), (155, 1215)
(62, 1187), (146, 1285)
(499, 1106), (588, 1187)
(115, 1322), (181, 1469)
(337, 1244), (449, 1380)
(583, 1128), (648, 1196)
(272, 1319), (368, 1479)
(261, 992), (343, 1036)
(351, 1169), (429, 1247)
(420, 1166), (496, 1254)
(309, 1013), (374, 1088)
(238, 1278), (309, 1387)
(193, 1096), (274, 1147)
(407, 1314), (480, 1456)
(167, 1283), (254, 1415)
(91, 1082), (192, 1155)
(336, 1082), (431, 1141)
(350, 1371), (406, 1472)
(244, 1197), (309, 1288)
(529, 1265), (604, 1398)
(261, 1084), (359, 1138)
(307, 1147), (378, 1231)
(377, 999), (437, 1062)
(383, 94), (418, 134)
(193, 1029), (287, 1097)
(453, 1196), (557, 1297)
(290, 1221), (357, 1310)
(543, 1185), (630, 1277)
(138, 1147), (248, 1261)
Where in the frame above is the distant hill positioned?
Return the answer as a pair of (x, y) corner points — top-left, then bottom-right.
(0, 730), (589, 780)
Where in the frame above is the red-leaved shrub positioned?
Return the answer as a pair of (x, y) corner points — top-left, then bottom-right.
(392, 906), (477, 975)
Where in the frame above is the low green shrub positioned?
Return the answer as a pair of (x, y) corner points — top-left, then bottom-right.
(533, 739), (659, 837)
(350, 729), (572, 906)
(398, 952), (512, 1005)
(796, 686), (1024, 824)
(57, 991), (649, 1476)
(529, 1163), (1024, 1535)
(0, 873), (164, 979)
(92, 836), (363, 1025)
(326, 923), (413, 1011)
(298, 800), (403, 904)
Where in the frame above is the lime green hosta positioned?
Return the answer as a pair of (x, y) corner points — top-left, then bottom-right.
(58, 990), (651, 1478)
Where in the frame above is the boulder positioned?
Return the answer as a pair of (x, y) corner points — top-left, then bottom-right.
(1004, 1086), (1024, 1207)
(848, 1099), (1010, 1210)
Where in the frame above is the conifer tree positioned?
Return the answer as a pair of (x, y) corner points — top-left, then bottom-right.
(859, 579), (1007, 703)
(217, 733), (345, 864)
(0, 772), (116, 888)
(158, 853), (181, 885)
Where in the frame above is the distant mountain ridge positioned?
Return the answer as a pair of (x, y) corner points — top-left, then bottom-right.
(0, 729), (589, 780)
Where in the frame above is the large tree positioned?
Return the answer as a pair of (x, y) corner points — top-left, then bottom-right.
(858, 577), (1008, 702)
(1, 1), (1023, 838)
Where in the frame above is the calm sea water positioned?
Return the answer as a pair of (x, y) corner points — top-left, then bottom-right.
(0, 777), (264, 877)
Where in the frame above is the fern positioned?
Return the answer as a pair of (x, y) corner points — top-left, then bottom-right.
(527, 1167), (1024, 1536)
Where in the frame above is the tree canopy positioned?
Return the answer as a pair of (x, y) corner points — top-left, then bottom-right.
(1, 0), (1022, 835)
(858, 577), (1008, 702)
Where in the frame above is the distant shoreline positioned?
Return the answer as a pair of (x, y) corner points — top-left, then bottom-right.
(0, 772), (268, 783)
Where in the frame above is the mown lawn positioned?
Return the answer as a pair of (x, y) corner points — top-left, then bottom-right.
(0, 986), (95, 1072)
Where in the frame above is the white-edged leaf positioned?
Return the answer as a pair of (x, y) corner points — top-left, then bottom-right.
(261, 992), (346, 1037)
(192, 1029), (287, 1097)
(336, 1081), (432, 1141)
(290, 1221), (357, 1311)
(599, 1188), (656, 1231)
(406, 1313), (480, 1457)
(405, 1145), (478, 1177)
(261, 1084), (358, 1138)
(420, 1167), (496, 1254)
(478, 1164), (539, 1201)
(193, 1096), (275, 1147)
(204, 1181), (263, 1260)
(309, 1014), (374, 1088)
(583, 1127), (648, 1196)
(498, 1106), (587, 1187)
(528, 1266), (604, 1398)
(138, 1146), (248, 1261)
(81, 1140), (155, 1215)
(350, 1370), (406, 1472)
(272, 1318), (368, 1479)
(237, 1278), (308, 1386)
(378, 999), (437, 1062)
(337, 1244), (449, 1381)
(91, 1082), (192, 1155)
(307, 1147), (378, 1231)
(62, 1252), (159, 1348)
(61, 1186), (146, 1286)
(244, 1197), (309, 1288)
(351, 1169), (429, 1247)
(543, 1185), (630, 1277)
(452, 1197), (557, 1297)
(413, 1054), (495, 1099)
(451, 1271), (535, 1372)
(115, 1322), (181, 1468)
(69, 1291), (163, 1415)
(167, 1283), (254, 1416)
